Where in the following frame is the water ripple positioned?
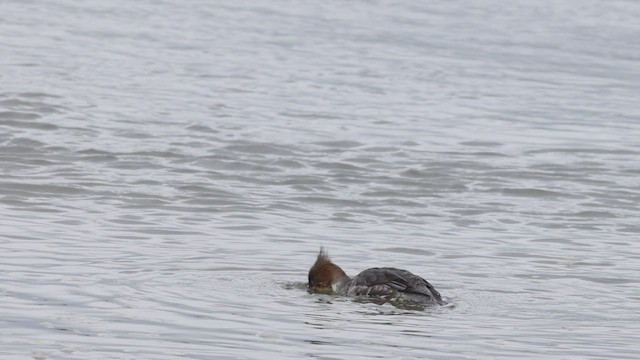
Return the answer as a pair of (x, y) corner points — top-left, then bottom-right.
(1, 0), (640, 359)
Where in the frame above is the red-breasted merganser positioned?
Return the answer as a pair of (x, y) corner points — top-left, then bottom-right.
(308, 248), (444, 306)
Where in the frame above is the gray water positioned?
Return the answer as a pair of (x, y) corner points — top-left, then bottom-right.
(2, 0), (640, 359)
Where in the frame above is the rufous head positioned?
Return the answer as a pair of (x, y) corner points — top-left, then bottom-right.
(308, 248), (348, 292)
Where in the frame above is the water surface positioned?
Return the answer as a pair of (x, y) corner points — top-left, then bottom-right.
(1, 0), (640, 359)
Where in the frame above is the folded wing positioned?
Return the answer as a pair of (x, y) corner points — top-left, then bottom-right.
(350, 267), (443, 305)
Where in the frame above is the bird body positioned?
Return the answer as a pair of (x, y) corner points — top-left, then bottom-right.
(308, 249), (444, 306)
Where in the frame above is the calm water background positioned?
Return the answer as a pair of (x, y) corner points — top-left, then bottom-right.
(2, 0), (640, 359)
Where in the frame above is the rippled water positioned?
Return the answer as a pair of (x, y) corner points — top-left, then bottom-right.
(2, 0), (640, 359)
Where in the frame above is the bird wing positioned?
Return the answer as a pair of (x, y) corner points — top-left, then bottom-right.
(353, 267), (443, 303)
(349, 268), (408, 296)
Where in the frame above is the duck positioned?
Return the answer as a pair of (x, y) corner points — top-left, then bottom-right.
(308, 248), (444, 306)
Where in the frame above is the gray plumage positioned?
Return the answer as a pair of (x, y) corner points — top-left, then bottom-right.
(339, 267), (444, 306)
